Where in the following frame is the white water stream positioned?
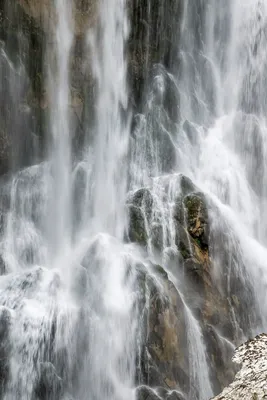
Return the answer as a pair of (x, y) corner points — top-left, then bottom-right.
(0, 0), (267, 399)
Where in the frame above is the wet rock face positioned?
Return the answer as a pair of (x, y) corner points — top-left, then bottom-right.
(183, 193), (209, 250)
(136, 264), (189, 396)
(0, 0), (97, 171)
(18, 0), (98, 34)
(128, 0), (183, 109)
(0, 307), (11, 396)
(0, 0), (184, 175)
(0, 0), (45, 171)
(34, 362), (63, 400)
(129, 175), (259, 396)
(136, 385), (185, 400)
(127, 188), (153, 245)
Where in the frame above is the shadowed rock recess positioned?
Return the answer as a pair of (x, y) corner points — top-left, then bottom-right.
(0, 0), (267, 400)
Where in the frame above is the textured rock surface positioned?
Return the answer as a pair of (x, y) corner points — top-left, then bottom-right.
(212, 333), (267, 399)
(0, 0), (183, 172)
(18, 0), (98, 34)
(128, 175), (258, 395)
(135, 263), (189, 397)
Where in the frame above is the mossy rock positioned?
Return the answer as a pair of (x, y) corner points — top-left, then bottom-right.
(173, 175), (198, 226)
(183, 192), (209, 250)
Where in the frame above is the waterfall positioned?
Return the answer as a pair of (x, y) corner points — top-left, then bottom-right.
(0, 0), (137, 399)
(178, 0), (267, 324)
(89, 0), (130, 238)
(47, 0), (73, 264)
(1, 0), (267, 399)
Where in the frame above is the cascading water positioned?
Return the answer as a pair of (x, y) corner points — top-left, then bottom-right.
(178, 0), (267, 330)
(47, 0), (73, 263)
(0, 0), (137, 399)
(131, 0), (267, 397)
(1, 0), (267, 399)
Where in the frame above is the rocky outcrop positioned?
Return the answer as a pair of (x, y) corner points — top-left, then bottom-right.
(128, 174), (258, 396)
(212, 333), (267, 400)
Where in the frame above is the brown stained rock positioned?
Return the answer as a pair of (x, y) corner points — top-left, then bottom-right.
(183, 193), (209, 250)
(18, 0), (98, 34)
(129, 182), (244, 394)
(174, 190), (241, 392)
(142, 271), (189, 393)
(18, 0), (55, 32)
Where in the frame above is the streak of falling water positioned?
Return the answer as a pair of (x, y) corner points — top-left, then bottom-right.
(130, 0), (267, 398)
(185, 305), (213, 400)
(81, 2), (137, 399)
(89, 0), (130, 239)
(178, 0), (267, 378)
(48, 0), (74, 266)
(3, 0), (267, 399)
(0, 0), (137, 397)
(179, 0), (267, 324)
